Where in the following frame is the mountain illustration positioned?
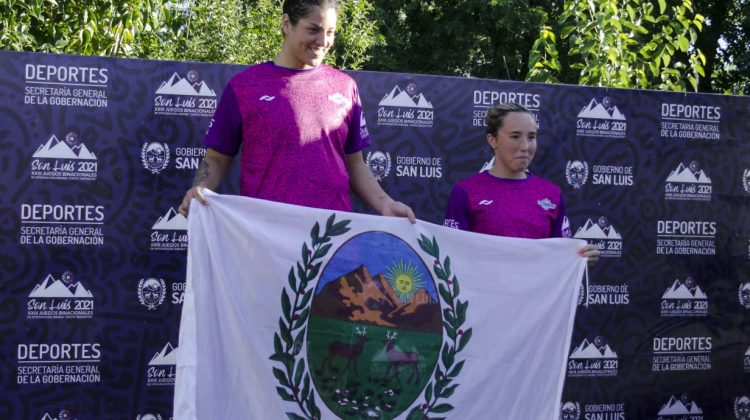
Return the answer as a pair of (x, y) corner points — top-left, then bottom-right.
(746, 347), (750, 356)
(152, 208), (188, 230)
(577, 98), (626, 120)
(378, 86), (433, 109)
(149, 342), (177, 365)
(573, 219), (622, 240)
(569, 338), (618, 359)
(33, 135), (97, 160)
(156, 72), (216, 97)
(40, 414), (55, 420)
(29, 274), (93, 298)
(666, 163), (711, 183)
(658, 395), (702, 415)
(311, 265), (441, 333)
(662, 279), (707, 299)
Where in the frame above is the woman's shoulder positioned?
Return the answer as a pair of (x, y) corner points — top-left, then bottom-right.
(527, 173), (563, 195)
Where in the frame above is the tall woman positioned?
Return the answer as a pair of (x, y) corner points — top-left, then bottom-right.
(179, 0), (414, 222)
(444, 103), (599, 262)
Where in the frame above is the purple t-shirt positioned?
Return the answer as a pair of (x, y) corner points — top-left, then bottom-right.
(204, 62), (370, 211)
(444, 172), (571, 239)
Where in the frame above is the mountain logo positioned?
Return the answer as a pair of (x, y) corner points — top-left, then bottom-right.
(156, 71), (215, 97)
(740, 283), (750, 309)
(33, 133), (96, 160)
(657, 394), (703, 419)
(379, 83), (433, 109)
(152, 207), (188, 230)
(138, 278), (166, 310)
(271, 218), (469, 418)
(149, 342), (178, 366)
(574, 216), (622, 240)
(577, 97), (625, 120)
(666, 161), (711, 184)
(29, 272), (93, 299)
(40, 409), (76, 420)
(365, 151), (391, 181)
(736, 396), (750, 420)
(663, 277), (707, 300)
(560, 401), (581, 420)
(565, 160), (589, 189)
(569, 336), (618, 359)
(661, 277), (708, 317)
(141, 142), (170, 174)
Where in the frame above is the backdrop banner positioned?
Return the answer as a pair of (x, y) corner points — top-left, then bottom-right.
(175, 192), (586, 420)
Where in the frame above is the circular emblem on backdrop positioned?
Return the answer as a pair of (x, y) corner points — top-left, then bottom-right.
(141, 142), (171, 174)
(186, 69), (200, 84)
(740, 283), (750, 309)
(136, 415), (162, 420)
(58, 409), (73, 420)
(138, 278), (166, 310)
(366, 151), (392, 181)
(270, 215), (471, 419)
(742, 169), (750, 194)
(560, 401), (581, 420)
(64, 132), (79, 147)
(565, 160), (589, 189)
(735, 396), (750, 420)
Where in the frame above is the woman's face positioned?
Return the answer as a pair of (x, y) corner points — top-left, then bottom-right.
(487, 112), (537, 178)
(282, 6), (337, 69)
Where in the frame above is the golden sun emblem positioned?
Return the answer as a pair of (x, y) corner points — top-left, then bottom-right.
(385, 259), (425, 302)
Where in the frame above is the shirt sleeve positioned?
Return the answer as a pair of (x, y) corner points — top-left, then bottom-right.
(203, 83), (242, 156)
(444, 185), (471, 231)
(344, 83), (371, 155)
(550, 196), (572, 238)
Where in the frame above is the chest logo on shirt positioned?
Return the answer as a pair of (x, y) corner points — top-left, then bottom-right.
(537, 198), (557, 211)
(478, 200), (494, 206)
(259, 95), (275, 101)
(328, 92), (347, 105)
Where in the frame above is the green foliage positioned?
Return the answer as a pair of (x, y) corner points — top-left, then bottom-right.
(0, 0), (169, 57)
(527, 0), (706, 91)
(366, 0), (549, 79)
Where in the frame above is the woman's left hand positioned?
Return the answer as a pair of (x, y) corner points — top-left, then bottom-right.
(381, 200), (416, 224)
(578, 244), (600, 266)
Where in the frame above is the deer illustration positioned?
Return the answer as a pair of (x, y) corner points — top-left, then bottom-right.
(382, 330), (420, 383)
(317, 325), (369, 375)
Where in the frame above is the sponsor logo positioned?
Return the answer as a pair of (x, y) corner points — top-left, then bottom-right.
(537, 198), (556, 211)
(150, 207), (188, 251)
(138, 278), (167, 310)
(478, 200), (494, 206)
(582, 282), (630, 306)
(141, 142), (170, 174)
(327, 92), (347, 105)
(16, 343), (101, 385)
(365, 151), (391, 181)
(31, 132), (98, 181)
(472, 90), (541, 128)
(147, 342), (177, 386)
(661, 103), (721, 141)
(24, 63), (109, 108)
(664, 161), (712, 201)
(661, 277), (708, 317)
(259, 95), (275, 101)
(736, 396), (750, 420)
(359, 110), (369, 139)
(739, 283), (750, 309)
(377, 82), (433, 128)
(652, 336), (712, 372)
(559, 401), (580, 420)
(27, 271), (94, 320)
(565, 161), (588, 189)
(568, 336), (618, 377)
(19, 203), (104, 246)
(576, 97), (627, 139)
(154, 70), (217, 117)
(657, 393), (703, 419)
(394, 155), (443, 179)
(573, 216), (622, 258)
(40, 409), (77, 420)
(656, 220), (716, 255)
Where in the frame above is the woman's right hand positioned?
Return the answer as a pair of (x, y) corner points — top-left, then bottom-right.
(179, 186), (208, 216)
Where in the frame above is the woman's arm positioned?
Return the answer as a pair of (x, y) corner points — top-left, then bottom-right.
(178, 148), (234, 216)
(347, 152), (416, 223)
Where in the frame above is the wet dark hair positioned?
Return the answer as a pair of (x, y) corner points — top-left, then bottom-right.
(283, 0), (339, 25)
(486, 103), (534, 135)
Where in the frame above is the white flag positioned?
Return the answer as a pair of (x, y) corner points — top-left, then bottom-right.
(175, 192), (586, 420)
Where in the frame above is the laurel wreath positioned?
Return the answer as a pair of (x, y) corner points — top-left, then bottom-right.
(270, 213), (351, 420)
(404, 234), (472, 420)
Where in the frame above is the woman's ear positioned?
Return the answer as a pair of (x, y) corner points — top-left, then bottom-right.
(280, 13), (290, 36)
(486, 132), (497, 150)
